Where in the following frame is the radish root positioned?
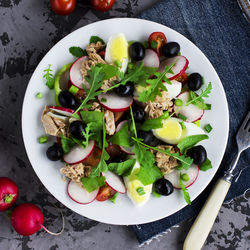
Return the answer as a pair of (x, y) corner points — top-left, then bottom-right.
(41, 204), (65, 236)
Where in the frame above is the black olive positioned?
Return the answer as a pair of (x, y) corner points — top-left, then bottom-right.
(187, 145), (207, 165)
(111, 156), (126, 163)
(69, 121), (86, 140)
(132, 106), (145, 122)
(162, 42), (180, 58)
(187, 73), (203, 91)
(115, 82), (134, 97)
(154, 179), (174, 196)
(129, 42), (145, 62)
(137, 130), (159, 146)
(58, 90), (77, 109)
(46, 143), (63, 161)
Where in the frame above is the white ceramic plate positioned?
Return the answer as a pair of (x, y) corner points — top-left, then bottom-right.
(22, 18), (229, 225)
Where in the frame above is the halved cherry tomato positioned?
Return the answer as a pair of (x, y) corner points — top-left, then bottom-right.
(50, 0), (76, 16)
(96, 186), (116, 201)
(148, 32), (167, 55)
(91, 0), (115, 12)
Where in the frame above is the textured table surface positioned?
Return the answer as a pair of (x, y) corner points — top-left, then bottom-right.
(0, 1), (249, 249)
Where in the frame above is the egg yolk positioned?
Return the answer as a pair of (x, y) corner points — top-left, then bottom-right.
(156, 119), (182, 142)
(110, 37), (128, 62)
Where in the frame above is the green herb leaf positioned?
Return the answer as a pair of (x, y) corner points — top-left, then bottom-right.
(140, 111), (169, 131)
(138, 63), (175, 102)
(80, 111), (104, 132)
(199, 158), (212, 171)
(177, 134), (209, 153)
(61, 134), (75, 154)
(89, 36), (105, 44)
(151, 40), (158, 49)
(97, 64), (120, 80)
(187, 83), (212, 106)
(69, 46), (85, 57)
(81, 176), (106, 192)
(180, 178), (191, 205)
(81, 122), (95, 148)
(108, 159), (136, 176)
(109, 122), (131, 147)
(109, 192), (118, 203)
(189, 91), (211, 110)
(43, 64), (54, 89)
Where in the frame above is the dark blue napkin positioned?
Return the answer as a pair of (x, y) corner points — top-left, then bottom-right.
(131, 0), (250, 244)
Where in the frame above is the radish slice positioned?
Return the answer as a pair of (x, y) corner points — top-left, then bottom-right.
(69, 56), (90, 89)
(174, 91), (204, 122)
(143, 49), (160, 68)
(98, 93), (133, 112)
(102, 171), (126, 194)
(67, 180), (98, 204)
(164, 164), (199, 189)
(159, 56), (189, 80)
(63, 140), (95, 165)
(48, 106), (74, 116)
(164, 80), (182, 100)
(116, 120), (135, 155)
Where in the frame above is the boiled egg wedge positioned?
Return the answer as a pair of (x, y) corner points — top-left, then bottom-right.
(123, 161), (152, 207)
(105, 33), (129, 73)
(153, 117), (205, 145)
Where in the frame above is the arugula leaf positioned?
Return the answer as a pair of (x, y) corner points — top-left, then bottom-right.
(180, 178), (191, 205)
(109, 122), (131, 147)
(89, 36), (105, 44)
(81, 176), (106, 193)
(43, 64), (54, 89)
(60, 134), (75, 154)
(97, 64), (119, 80)
(132, 137), (193, 170)
(81, 122), (95, 148)
(138, 63), (175, 102)
(69, 46), (86, 57)
(177, 134), (209, 154)
(108, 159), (136, 176)
(109, 192), (118, 203)
(80, 111), (104, 132)
(189, 91), (211, 110)
(199, 158), (212, 171)
(135, 66), (158, 87)
(140, 111), (169, 131)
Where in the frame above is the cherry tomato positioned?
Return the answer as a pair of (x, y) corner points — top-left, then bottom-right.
(96, 186), (116, 201)
(50, 0), (76, 16)
(148, 32), (167, 55)
(91, 0), (115, 12)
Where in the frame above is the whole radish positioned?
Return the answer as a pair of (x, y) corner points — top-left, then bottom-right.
(11, 203), (64, 236)
(0, 177), (19, 211)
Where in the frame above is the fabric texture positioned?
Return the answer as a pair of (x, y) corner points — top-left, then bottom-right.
(131, 0), (250, 244)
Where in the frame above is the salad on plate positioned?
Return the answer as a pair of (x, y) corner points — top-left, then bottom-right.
(39, 32), (213, 207)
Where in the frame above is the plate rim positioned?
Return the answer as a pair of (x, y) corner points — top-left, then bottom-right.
(21, 17), (229, 225)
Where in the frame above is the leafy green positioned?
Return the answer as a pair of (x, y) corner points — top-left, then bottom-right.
(151, 40), (158, 49)
(89, 36), (105, 44)
(81, 122), (95, 147)
(108, 159), (136, 176)
(140, 111), (169, 131)
(43, 64), (54, 89)
(177, 134), (209, 153)
(80, 111), (104, 132)
(180, 178), (191, 205)
(69, 46), (86, 57)
(199, 158), (213, 171)
(81, 176), (106, 193)
(189, 91), (211, 110)
(109, 122), (131, 147)
(97, 64), (119, 80)
(109, 192), (118, 203)
(61, 134), (75, 154)
(138, 63), (175, 102)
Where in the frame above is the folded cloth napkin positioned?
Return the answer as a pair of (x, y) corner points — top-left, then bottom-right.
(131, 0), (250, 245)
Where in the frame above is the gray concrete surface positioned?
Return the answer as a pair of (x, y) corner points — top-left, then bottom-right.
(0, 0), (249, 249)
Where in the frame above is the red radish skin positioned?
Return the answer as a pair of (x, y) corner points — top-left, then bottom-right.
(63, 140), (95, 165)
(0, 177), (18, 211)
(159, 56), (189, 80)
(67, 180), (99, 204)
(174, 91), (204, 122)
(98, 93), (133, 112)
(69, 56), (89, 89)
(11, 203), (44, 236)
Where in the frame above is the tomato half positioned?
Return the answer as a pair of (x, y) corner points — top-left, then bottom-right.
(91, 0), (115, 12)
(50, 0), (76, 16)
(148, 32), (167, 55)
(96, 186), (116, 201)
